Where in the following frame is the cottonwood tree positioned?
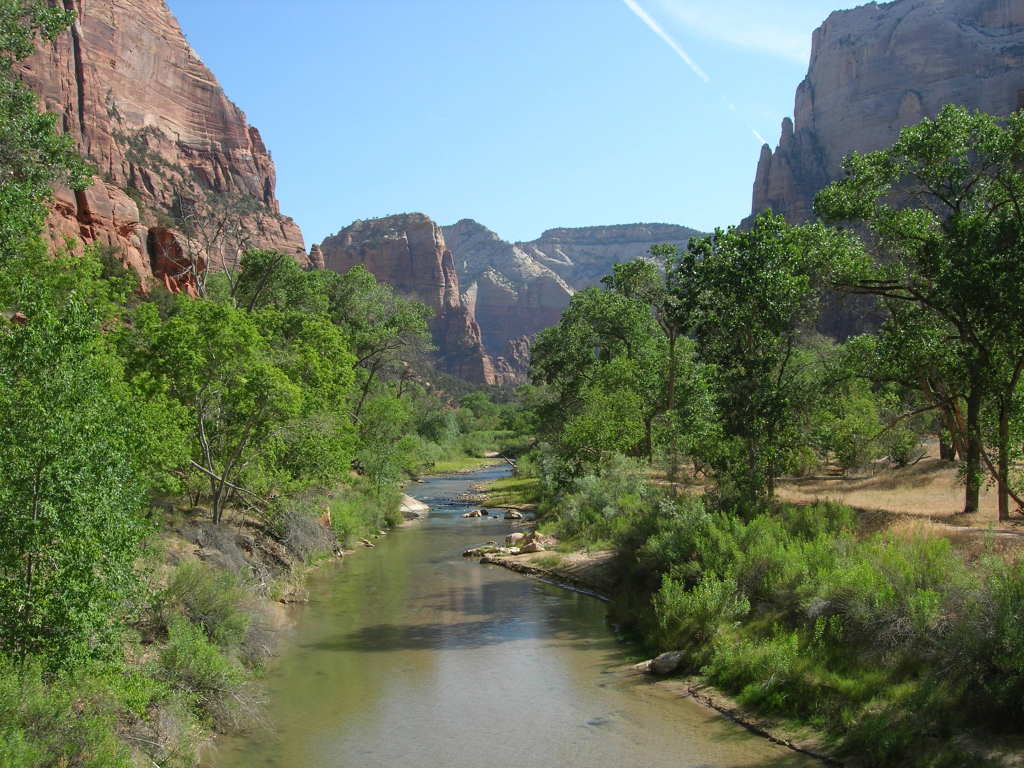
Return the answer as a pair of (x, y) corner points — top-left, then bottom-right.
(322, 265), (432, 418)
(0, 295), (183, 666)
(131, 298), (302, 524)
(816, 105), (1024, 518)
(530, 279), (713, 473)
(680, 214), (860, 504)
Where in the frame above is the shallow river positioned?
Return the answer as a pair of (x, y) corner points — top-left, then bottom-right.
(209, 467), (813, 768)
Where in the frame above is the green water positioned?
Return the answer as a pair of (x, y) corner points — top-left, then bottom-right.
(208, 468), (814, 768)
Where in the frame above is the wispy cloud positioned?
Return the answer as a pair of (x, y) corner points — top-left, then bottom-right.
(651, 0), (835, 64)
(621, 0), (775, 146)
(621, 0), (710, 83)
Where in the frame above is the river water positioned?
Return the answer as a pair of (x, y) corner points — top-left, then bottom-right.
(209, 467), (813, 768)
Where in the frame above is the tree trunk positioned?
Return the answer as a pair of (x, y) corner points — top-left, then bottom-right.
(998, 404), (1011, 522)
(939, 435), (956, 462)
(963, 384), (982, 515)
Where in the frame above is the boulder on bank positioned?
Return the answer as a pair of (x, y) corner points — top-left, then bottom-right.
(463, 543), (511, 557)
(520, 540), (545, 554)
(400, 494), (430, 521)
(651, 650), (685, 676)
(505, 532), (527, 547)
(504, 509), (524, 520)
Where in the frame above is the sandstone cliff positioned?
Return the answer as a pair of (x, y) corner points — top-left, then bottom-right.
(443, 219), (574, 359)
(748, 0), (1024, 226)
(444, 220), (701, 381)
(519, 223), (701, 289)
(21, 0), (305, 285)
(318, 214), (500, 385)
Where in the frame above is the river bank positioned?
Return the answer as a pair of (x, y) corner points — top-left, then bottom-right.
(466, 466), (1024, 767)
(205, 466), (814, 768)
(471, 545), (839, 765)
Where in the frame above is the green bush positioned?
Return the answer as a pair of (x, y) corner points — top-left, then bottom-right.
(703, 631), (806, 715)
(554, 454), (651, 546)
(0, 656), (130, 768)
(329, 482), (402, 546)
(653, 572), (750, 651)
(158, 616), (245, 728)
(162, 562), (250, 649)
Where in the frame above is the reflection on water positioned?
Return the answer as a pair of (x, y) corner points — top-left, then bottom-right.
(208, 468), (813, 768)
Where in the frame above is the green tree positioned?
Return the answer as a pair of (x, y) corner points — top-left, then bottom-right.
(322, 265), (432, 417)
(129, 298), (302, 524)
(0, 297), (182, 666)
(252, 308), (357, 490)
(681, 214), (857, 503)
(816, 105), (1024, 518)
(233, 248), (326, 314)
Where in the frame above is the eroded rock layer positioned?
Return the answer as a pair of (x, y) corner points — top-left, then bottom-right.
(21, 0), (305, 281)
(748, 0), (1024, 226)
(318, 214), (499, 385)
(443, 219), (574, 357)
(444, 220), (700, 381)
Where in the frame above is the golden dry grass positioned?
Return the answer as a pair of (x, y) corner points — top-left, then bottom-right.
(777, 453), (1009, 527)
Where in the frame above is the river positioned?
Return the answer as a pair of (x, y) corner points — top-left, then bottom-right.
(208, 467), (814, 768)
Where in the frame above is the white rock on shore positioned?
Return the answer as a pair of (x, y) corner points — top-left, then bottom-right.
(400, 494), (430, 521)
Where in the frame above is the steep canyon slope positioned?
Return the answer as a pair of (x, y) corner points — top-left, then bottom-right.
(318, 214), (503, 385)
(748, 0), (1024, 225)
(444, 220), (701, 378)
(21, 0), (306, 288)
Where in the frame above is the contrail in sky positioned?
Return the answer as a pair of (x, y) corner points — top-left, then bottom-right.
(621, 0), (710, 83)
(622, 0), (770, 146)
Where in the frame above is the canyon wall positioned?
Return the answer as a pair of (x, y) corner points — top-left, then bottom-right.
(444, 220), (701, 381)
(748, 0), (1024, 226)
(443, 219), (574, 361)
(21, 0), (305, 286)
(518, 223), (701, 289)
(318, 214), (502, 385)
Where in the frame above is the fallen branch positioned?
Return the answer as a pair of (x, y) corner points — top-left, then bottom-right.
(188, 461), (275, 507)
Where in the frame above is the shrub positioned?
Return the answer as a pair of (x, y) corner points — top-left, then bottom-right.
(0, 656), (130, 768)
(279, 501), (336, 563)
(555, 454), (651, 546)
(162, 563), (250, 649)
(653, 572), (750, 652)
(704, 631), (806, 715)
(329, 482), (402, 546)
(158, 616), (246, 730)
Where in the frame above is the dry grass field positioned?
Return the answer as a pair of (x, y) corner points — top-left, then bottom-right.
(775, 445), (1024, 559)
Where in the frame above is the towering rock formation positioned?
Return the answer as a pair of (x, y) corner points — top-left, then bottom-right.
(318, 214), (499, 385)
(519, 223), (701, 289)
(748, 0), (1024, 226)
(443, 219), (574, 359)
(444, 220), (701, 381)
(20, 0), (306, 284)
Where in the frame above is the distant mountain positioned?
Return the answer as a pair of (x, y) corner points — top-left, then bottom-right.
(517, 223), (702, 289)
(444, 220), (702, 381)
(318, 214), (505, 385)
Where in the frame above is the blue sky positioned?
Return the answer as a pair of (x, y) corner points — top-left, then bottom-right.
(168, 0), (849, 246)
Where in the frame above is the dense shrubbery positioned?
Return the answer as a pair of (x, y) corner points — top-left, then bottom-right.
(530, 453), (1024, 763)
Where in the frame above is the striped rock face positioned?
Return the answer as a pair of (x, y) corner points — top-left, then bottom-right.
(21, 0), (306, 286)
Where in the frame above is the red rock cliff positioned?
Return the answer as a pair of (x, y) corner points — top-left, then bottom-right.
(318, 214), (500, 385)
(747, 0), (1024, 226)
(20, 0), (306, 281)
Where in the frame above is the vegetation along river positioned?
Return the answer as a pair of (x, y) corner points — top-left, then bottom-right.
(209, 467), (813, 768)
